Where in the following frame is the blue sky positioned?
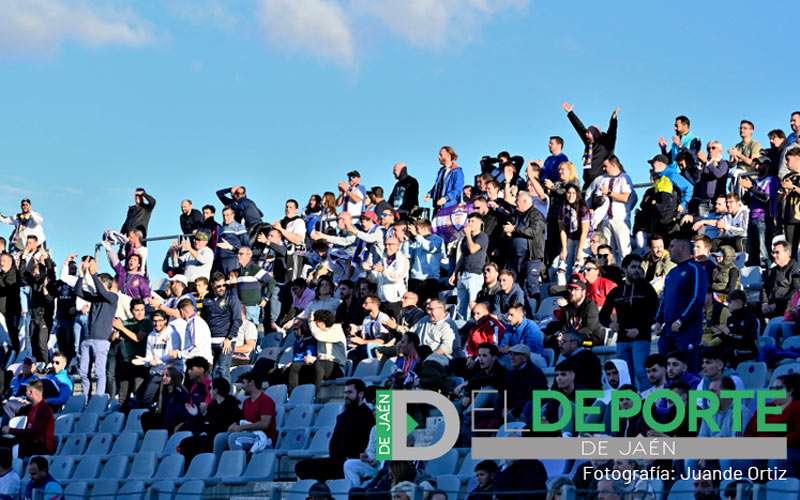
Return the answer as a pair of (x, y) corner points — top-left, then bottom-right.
(1, 0), (797, 273)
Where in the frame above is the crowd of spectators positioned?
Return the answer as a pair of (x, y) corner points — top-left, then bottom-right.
(1, 106), (800, 499)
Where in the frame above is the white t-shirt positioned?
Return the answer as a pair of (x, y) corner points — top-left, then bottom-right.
(588, 174), (631, 221)
(286, 217), (307, 240)
(235, 320), (258, 346)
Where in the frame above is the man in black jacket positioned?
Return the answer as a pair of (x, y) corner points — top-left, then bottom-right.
(562, 102), (618, 187)
(599, 254), (659, 390)
(0, 253), (22, 353)
(217, 185), (264, 231)
(548, 276), (604, 347)
(295, 378), (374, 481)
(179, 200), (204, 236)
(502, 344), (547, 420)
(760, 240), (800, 341)
(555, 329), (602, 390)
(501, 191), (546, 310)
(121, 188), (156, 239)
(388, 162), (419, 217)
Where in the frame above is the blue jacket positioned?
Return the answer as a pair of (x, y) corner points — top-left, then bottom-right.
(656, 260), (707, 326)
(201, 290), (243, 340)
(75, 273), (119, 341)
(45, 370), (73, 407)
(500, 318), (544, 355)
(428, 166), (464, 210)
(216, 189), (263, 229)
(542, 153), (568, 184)
(657, 163), (693, 211)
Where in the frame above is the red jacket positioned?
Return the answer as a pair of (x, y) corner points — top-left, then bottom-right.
(11, 400), (55, 457)
(745, 400), (800, 448)
(587, 276), (617, 309)
(466, 317), (505, 357)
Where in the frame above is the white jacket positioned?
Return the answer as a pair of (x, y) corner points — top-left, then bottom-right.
(171, 316), (214, 366)
(374, 252), (409, 303)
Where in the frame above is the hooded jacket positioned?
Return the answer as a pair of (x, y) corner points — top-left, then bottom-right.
(567, 110), (617, 187)
(656, 163), (694, 211)
(600, 359), (631, 404)
(599, 278), (658, 343)
(711, 246), (740, 296)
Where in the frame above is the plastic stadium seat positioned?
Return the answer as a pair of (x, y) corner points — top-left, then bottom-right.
(436, 474), (461, 498)
(12, 458), (22, 477)
(108, 431), (139, 456)
(530, 352), (547, 370)
(74, 412), (101, 434)
(179, 452), (217, 484)
(117, 479), (146, 500)
(140, 429), (168, 455)
(351, 358), (379, 379)
(782, 335), (800, 351)
(84, 433), (114, 455)
(266, 384), (288, 405)
(740, 266), (762, 290)
(70, 455), (102, 481)
(286, 479), (317, 500)
(230, 365), (251, 383)
(457, 452), (480, 480)
(425, 449), (458, 477)
(535, 296), (560, 320)
(286, 384), (315, 408)
(736, 361), (768, 390)
(764, 478), (800, 500)
(100, 454), (129, 479)
(55, 413), (76, 436)
(62, 395), (86, 414)
(64, 480), (88, 500)
(59, 434), (88, 456)
(127, 452), (157, 481)
(85, 394), (111, 414)
(667, 479), (696, 500)
(326, 479), (350, 500)
(288, 426), (333, 458)
(222, 451), (276, 484)
(496, 421), (526, 437)
(282, 404), (315, 430)
(771, 362), (800, 387)
(9, 415), (26, 430)
(209, 450), (246, 484)
(275, 405), (286, 429)
(98, 412), (125, 434)
(90, 479), (118, 499)
(123, 408), (149, 434)
(49, 456), (75, 482)
(161, 430), (192, 456)
(276, 429), (311, 454)
(364, 361), (395, 384)
(151, 454), (186, 483)
(150, 480), (175, 500)
(313, 403), (342, 429)
(542, 348), (555, 367)
(176, 479), (205, 500)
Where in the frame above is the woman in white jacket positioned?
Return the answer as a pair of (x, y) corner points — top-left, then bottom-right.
(308, 309), (348, 395)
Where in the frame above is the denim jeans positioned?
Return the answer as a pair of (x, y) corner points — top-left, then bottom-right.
(54, 318), (76, 361)
(212, 343), (233, 382)
(74, 314), (89, 359)
(456, 272), (483, 321)
(617, 340), (651, 390)
(79, 339), (111, 396)
(244, 305), (261, 325)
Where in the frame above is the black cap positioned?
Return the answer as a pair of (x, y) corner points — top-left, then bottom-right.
(567, 274), (587, 290)
(347, 170), (361, 178)
(648, 154), (670, 165)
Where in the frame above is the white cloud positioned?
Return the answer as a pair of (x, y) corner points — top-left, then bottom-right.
(165, 0), (239, 31)
(352, 0), (528, 49)
(256, 0), (354, 66)
(0, 0), (154, 55)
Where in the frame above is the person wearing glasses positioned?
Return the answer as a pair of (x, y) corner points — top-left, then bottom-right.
(42, 352), (73, 412)
(761, 240), (800, 342)
(692, 140), (729, 214)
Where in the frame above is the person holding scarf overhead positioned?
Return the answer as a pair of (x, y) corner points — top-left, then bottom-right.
(425, 146), (464, 215)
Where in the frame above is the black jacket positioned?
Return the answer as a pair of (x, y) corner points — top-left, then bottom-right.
(563, 348), (602, 390)
(180, 209), (204, 236)
(465, 361), (507, 395)
(0, 266), (22, 316)
(121, 192), (156, 237)
(760, 259), (800, 315)
(388, 172), (419, 214)
(493, 460), (547, 500)
(554, 299), (604, 347)
(567, 110), (617, 187)
(503, 361), (547, 418)
(329, 402), (374, 463)
(508, 207), (546, 261)
(599, 279), (658, 343)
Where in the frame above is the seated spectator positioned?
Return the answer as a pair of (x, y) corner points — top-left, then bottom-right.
(22, 456), (62, 500)
(349, 294), (392, 365)
(494, 270), (526, 322)
(492, 459), (548, 499)
(499, 303), (543, 357)
(665, 351), (701, 389)
(374, 291), (427, 361)
(475, 263), (502, 316)
(0, 447), (20, 498)
(548, 275), (604, 347)
(456, 343), (506, 426)
(295, 379), (374, 482)
(640, 354), (667, 399)
(140, 365), (190, 434)
(0, 380), (54, 457)
(181, 377), (242, 464)
(719, 290), (758, 363)
(600, 360), (630, 404)
(464, 302), (505, 358)
(185, 356), (212, 409)
(226, 371), (276, 451)
(412, 299), (459, 358)
(307, 310), (347, 393)
(710, 245), (739, 300)
(716, 193), (748, 251)
(466, 460), (499, 500)
(696, 347), (741, 394)
(232, 317), (258, 365)
(554, 330), (602, 390)
(762, 240), (800, 342)
(583, 258), (617, 308)
(389, 332), (422, 389)
(43, 352), (73, 411)
(701, 292), (730, 348)
(503, 344), (547, 421)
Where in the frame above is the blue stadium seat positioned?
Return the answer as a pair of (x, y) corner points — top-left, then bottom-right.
(771, 362), (800, 387)
(127, 452), (157, 481)
(140, 429), (168, 455)
(288, 427), (333, 458)
(161, 431), (192, 456)
(667, 479), (696, 500)
(89, 479), (118, 499)
(179, 452), (216, 484)
(326, 479), (350, 500)
(151, 454), (185, 483)
(48, 456), (75, 482)
(425, 449), (458, 476)
(85, 394), (110, 414)
(285, 384), (315, 408)
(175, 479), (206, 500)
(209, 450), (246, 484)
(108, 431), (139, 456)
(62, 395), (86, 414)
(64, 480), (88, 500)
(58, 434), (88, 456)
(123, 408), (149, 434)
(312, 403), (341, 429)
(276, 429), (310, 454)
(73, 412), (100, 434)
(69, 454), (101, 481)
(351, 358), (379, 379)
(149, 480), (175, 500)
(55, 413), (76, 436)
(100, 454), (129, 479)
(736, 361), (768, 390)
(436, 474), (461, 498)
(763, 478), (800, 500)
(265, 384), (288, 405)
(97, 412), (125, 434)
(221, 451), (276, 484)
(84, 432), (114, 455)
(457, 451), (480, 480)
(282, 404), (315, 430)
(116, 479), (146, 500)
(783, 335), (800, 350)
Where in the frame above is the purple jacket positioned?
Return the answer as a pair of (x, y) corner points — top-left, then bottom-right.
(113, 263), (151, 299)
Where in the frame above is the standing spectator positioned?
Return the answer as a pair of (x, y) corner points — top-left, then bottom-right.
(729, 120), (762, 174)
(407, 219), (444, 306)
(649, 154), (694, 214)
(562, 102), (618, 187)
(173, 232), (214, 283)
(0, 198), (46, 249)
(216, 206), (249, 275)
(641, 235), (675, 296)
(541, 136), (569, 184)
(345, 211), (385, 280)
(201, 204), (221, 249)
(476, 263), (501, 316)
(216, 185), (264, 230)
(112, 299), (152, 403)
(103, 242), (150, 300)
(586, 155), (632, 261)
(425, 146), (464, 214)
(337, 170), (367, 217)
(655, 239), (708, 371)
(780, 148), (800, 255)
(659, 114), (702, 165)
(502, 191), (546, 309)
(172, 298), (213, 367)
(692, 140), (729, 215)
(0, 252), (22, 353)
(121, 188), (156, 238)
(75, 261), (118, 396)
(559, 183), (590, 276)
(450, 213), (488, 321)
(233, 246), (274, 326)
(368, 187), (392, 217)
(179, 200), (204, 235)
(226, 371), (276, 449)
(1, 381), (55, 457)
(202, 273), (242, 381)
(389, 162), (420, 216)
(765, 129), (787, 176)
(371, 236), (409, 318)
(741, 157), (778, 267)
